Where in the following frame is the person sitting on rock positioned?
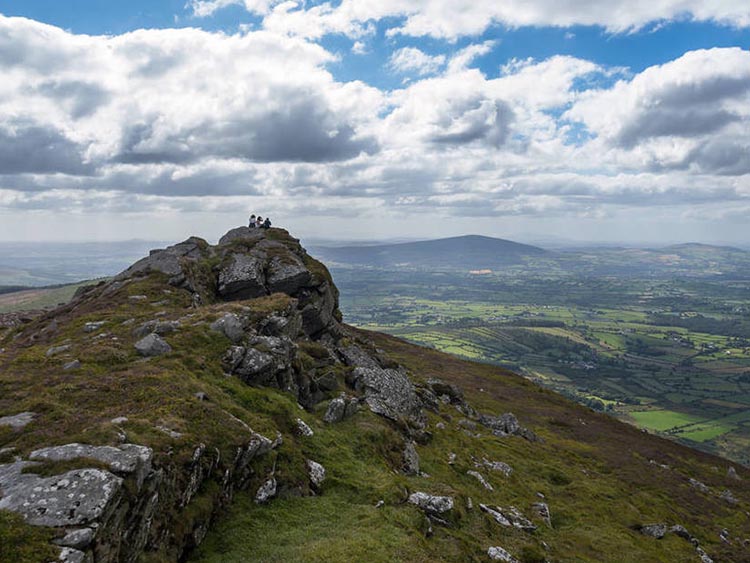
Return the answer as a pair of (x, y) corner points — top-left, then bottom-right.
(249, 214), (256, 228)
(262, 217), (272, 229)
(256, 216), (264, 228)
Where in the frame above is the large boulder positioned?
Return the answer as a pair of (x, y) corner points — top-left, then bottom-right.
(351, 367), (424, 427)
(266, 254), (311, 295)
(218, 254), (267, 300)
(134, 333), (172, 357)
(116, 237), (207, 280)
(218, 226), (265, 246)
(408, 492), (454, 515)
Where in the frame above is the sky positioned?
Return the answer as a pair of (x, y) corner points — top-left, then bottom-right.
(0, 1), (748, 245)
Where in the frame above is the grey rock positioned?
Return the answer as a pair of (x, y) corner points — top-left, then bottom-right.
(255, 477), (277, 504)
(46, 344), (72, 357)
(0, 460), (122, 527)
(408, 492), (454, 515)
(210, 313), (245, 343)
(448, 452), (457, 465)
(0, 411), (36, 429)
(427, 378), (464, 403)
(478, 412), (538, 441)
(375, 500), (385, 508)
(63, 360), (81, 371)
(338, 345), (380, 369)
(531, 502), (552, 527)
(218, 226), (265, 245)
(720, 489), (738, 505)
(487, 546), (520, 563)
(295, 418), (314, 437)
(30, 443), (153, 488)
(640, 523), (668, 539)
(128, 295), (148, 301)
(259, 313), (302, 339)
(689, 478), (710, 493)
(306, 459), (326, 489)
(266, 254), (311, 295)
(727, 466), (741, 480)
(58, 547), (87, 563)
(696, 547), (714, 563)
(83, 321), (107, 333)
(134, 333), (171, 357)
(467, 470), (493, 491)
(351, 367), (424, 426)
(110, 417), (128, 425)
(116, 237), (206, 280)
(479, 458), (513, 477)
(403, 441), (420, 475)
(218, 253), (267, 300)
(133, 319), (180, 339)
(479, 504), (536, 532)
(669, 524), (693, 540)
(228, 336), (295, 388)
(156, 425), (183, 439)
(195, 392), (209, 401)
(53, 527), (95, 550)
(323, 396), (346, 423)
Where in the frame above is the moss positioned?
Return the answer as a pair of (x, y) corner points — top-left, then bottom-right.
(21, 457), (112, 477)
(0, 510), (59, 563)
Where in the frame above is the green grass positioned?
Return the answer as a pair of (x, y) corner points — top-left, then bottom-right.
(629, 410), (705, 432)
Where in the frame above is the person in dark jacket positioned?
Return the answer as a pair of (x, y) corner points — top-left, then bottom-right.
(262, 217), (272, 229)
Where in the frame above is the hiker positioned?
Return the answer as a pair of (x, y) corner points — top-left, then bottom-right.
(256, 216), (264, 228)
(262, 217), (272, 229)
(249, 214), (256, 228)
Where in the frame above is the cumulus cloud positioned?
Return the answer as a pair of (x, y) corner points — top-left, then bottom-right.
(0, 13), (748, 243)
(389, 47), (445, 76)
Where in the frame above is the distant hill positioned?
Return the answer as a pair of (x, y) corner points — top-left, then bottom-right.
(312, 235), (547, 269)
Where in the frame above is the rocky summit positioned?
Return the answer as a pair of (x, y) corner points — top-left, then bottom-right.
(1, 228), (749, 563)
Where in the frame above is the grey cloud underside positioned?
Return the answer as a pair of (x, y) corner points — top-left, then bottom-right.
(430, 100), (514, 148)
(35, 80), (112, 119)
(616, 108), (740, 147)
(0, 124), (92, 175)
(613, 73), (750, 147)
(116, 98), (379, 165)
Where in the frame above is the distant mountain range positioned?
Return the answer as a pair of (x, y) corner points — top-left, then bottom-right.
(311, 234), (547, 269)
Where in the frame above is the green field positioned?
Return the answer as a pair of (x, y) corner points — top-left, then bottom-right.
(332, 267), (750, 465)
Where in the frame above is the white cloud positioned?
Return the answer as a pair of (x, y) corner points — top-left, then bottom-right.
(193, 0), (750, 40)
(0, 15), (748, 243)
(389, 47), (445, 75)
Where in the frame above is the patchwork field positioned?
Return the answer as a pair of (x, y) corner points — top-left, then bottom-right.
(332, 268), (750, 465)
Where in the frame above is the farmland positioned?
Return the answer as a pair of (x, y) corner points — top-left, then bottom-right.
(330, 266), (750, 465)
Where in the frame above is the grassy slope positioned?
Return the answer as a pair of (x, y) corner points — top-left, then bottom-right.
(1, 258), (749, 562)
(192, 329), (750, 563)
(0, 281), (96, 313)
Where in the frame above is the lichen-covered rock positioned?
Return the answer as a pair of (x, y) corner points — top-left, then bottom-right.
(639, 523), (668, 539)
(467, 470), (493, 491)
(306, 460), (326, 489)
(47, 344), (72, 357)
(63, 360), (81, 371)
(478, 458), (513, 477)
(338, 345), (381, 369)
(323, 396), (346, 423)
(408, 492), (454, 515)
(266, 254), (311, 295)
(295, 418), (314, 437)
(480, 504), (536, 532)
(210, 313), (245, 343)
(29, 443), (152, 488)
(487, 546), (520, 562)
(59, 547), (89, 563)
(83, 321), (107, 333)
(478, 412), (538, 441)
(116, 237), (207, 280)
(134, 333), (171, 357)
(0, 411), (36, 429)
(403, 441), (420, 475)
(218, 226), (265, 246)
(351, 367), (424, 426)
(531, 502), (552, 528)
(0, 461), (122, 527)
(218, 254), (266, 300)
(54, 528), (95, 550)
(255, 477), (277, 504)
(226, 336), (296, 389)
